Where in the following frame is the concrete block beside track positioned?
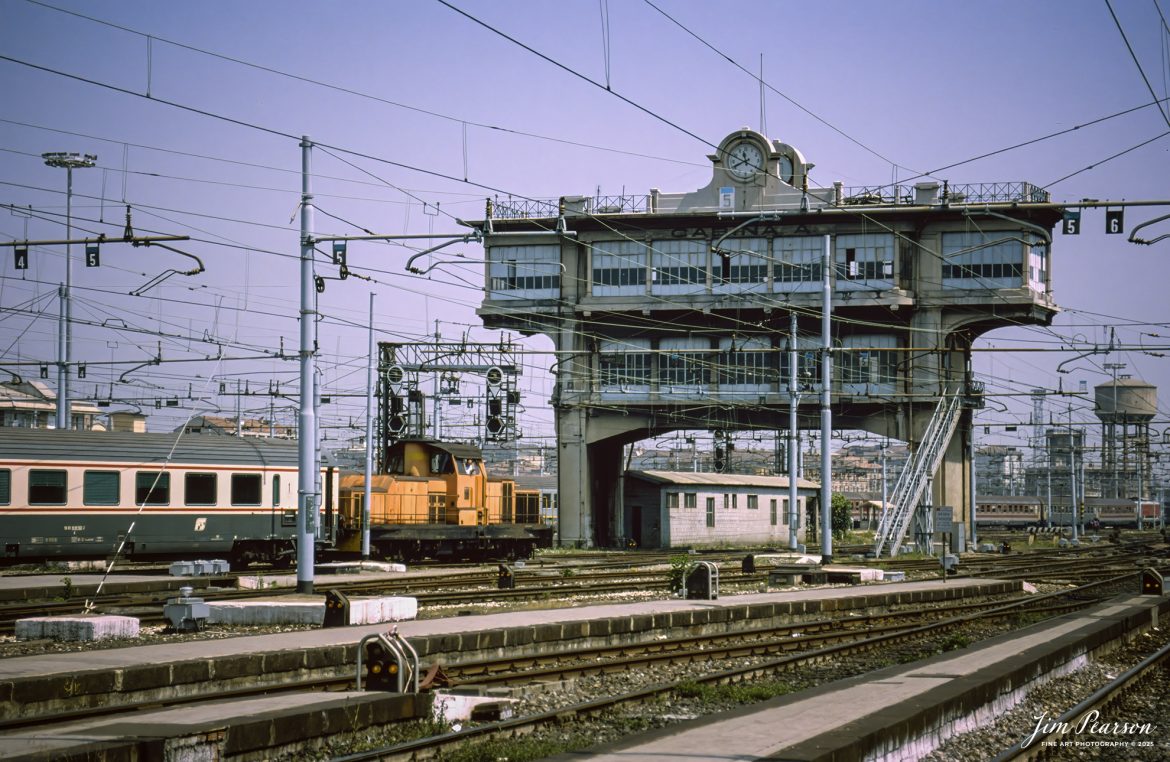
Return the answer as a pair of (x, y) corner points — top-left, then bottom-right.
(349, 595), (418, 624)
(15, 614), (140, 642)
(206, 596), (418, 626)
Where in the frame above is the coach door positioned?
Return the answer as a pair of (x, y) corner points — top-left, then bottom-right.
(322, 468), (335, 542)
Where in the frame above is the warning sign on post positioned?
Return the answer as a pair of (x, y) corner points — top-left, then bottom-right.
(934, 506), (954, 534)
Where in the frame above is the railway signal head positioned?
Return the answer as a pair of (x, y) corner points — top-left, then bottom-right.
(363, 639), (400, 691)
(322, 589), (350, 628)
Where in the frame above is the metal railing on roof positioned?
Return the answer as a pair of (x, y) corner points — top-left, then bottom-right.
(490, 194), (652, 220)
(841, 182), (1049, 206)
(489, 182), (1049, 220)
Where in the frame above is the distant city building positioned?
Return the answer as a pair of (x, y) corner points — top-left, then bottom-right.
(176, 415), (294, 439)
(107, 410), (148, 433)
(976, 445), (1026, 495)
(0, 380), (102, 430)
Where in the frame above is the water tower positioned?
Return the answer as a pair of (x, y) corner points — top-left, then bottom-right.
(1094, 375), (1156, 499)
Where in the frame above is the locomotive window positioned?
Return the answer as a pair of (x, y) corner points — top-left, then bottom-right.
(0, 468), (9, 504)
(135, 471), (170, 505)
(29, 469), (67, 505)
(387, 455), (404, 475)
(83, 470), (120, 506)
(231, 474), (262, 506)
(186, 472), (217, 506)
(430, 453), (453, 474)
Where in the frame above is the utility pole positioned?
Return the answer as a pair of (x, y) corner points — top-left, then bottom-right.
(819, 234), (833, 563)
(1137, 455), (1145, 530)
(1105, 362), (1125, 498)
(788, 311), (799, 550)
(297, 136), (318, 594)
(43, 151), (96, 430)
(1069, 405), (1078, 542)
(363, 292), (375, 559)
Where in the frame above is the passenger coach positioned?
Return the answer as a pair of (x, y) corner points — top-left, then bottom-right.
(0, 428), (336, 566)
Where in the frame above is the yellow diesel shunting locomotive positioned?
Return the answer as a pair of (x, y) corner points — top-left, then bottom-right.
(336, 439), (550, 561)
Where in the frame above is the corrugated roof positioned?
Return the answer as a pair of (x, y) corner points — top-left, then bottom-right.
(627, 470), (819, 490)
(514, 474), (558, 490)
(0, 428), (302, 467)
(387, 439), (483, 461)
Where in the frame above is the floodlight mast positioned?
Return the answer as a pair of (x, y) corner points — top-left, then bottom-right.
(42, 152), (97, 430)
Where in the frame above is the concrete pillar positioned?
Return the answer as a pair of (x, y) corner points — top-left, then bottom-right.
(555, 405), (592, 547)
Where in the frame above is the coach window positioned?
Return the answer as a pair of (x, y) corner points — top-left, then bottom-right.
(83, 470), (120, 506)
(186, 473), (217, 506)
(29, 469), (67, 505)
(272, 475), (281, 508)
(0, 468), (10, 504)
(135, 471), (170, 505)
(231, 474), (262, 506)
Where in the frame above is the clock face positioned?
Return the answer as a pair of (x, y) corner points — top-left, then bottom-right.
(727, 142), (764, 181)
(778, 155), (795, 184)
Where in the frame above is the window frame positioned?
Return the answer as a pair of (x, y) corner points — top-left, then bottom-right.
(29, 469), (68, 506)
(185, 472), (218, 506)
(135, 471), (171, 506)
(231, 473), (263, 506)
(82, 469), (121, 506)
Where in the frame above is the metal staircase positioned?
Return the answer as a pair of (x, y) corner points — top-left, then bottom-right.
(872, 390), (962, 557)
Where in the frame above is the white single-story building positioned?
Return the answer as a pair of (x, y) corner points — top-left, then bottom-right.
(622, 471), (820, 549)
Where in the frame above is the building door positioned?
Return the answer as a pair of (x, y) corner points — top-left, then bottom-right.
(630, 505), (642, 548)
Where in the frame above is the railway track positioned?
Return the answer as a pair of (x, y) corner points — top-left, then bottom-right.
(990, 640), (1170, 760)
(331, 574), (1154, 761)
(6, 572), (1157, 760)
(4, 542), (1163, 636)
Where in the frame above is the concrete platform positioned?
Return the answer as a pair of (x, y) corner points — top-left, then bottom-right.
(1, 691), (430, 762)
(0, 573), (223, 602)
(315, 560), (407, 574)
(549, 593), (1170, 762)
(0, 578), (1017, 726)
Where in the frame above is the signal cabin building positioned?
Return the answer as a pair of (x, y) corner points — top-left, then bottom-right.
(622, 471), (818, 549)
(477, 128), (1064, 549)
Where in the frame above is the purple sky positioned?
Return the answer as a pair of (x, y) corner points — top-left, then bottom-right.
(2, 0), (1168, 465)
